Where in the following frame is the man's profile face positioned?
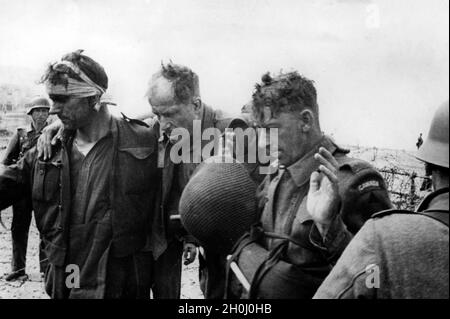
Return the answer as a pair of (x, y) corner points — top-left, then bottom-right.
(152, 103), (197, 138)
(260, 109), (304, 167)
(148, 75), (198, 138)
(30, 108), (49, 128)
(49, 94), (95, 130)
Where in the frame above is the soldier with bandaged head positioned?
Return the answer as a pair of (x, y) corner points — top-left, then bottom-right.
(0, 50), (159, 298)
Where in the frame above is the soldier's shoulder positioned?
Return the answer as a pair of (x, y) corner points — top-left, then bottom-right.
(371, 209), (415, 220)
(119, 112), (150, 128)
(323, 137), (386, 188)
(335, 153), (386, 190)
(336, 153), (378, 175)
(368, 210), (449, 246)
(333, 151), (392, 234)
(16, 127), (27, 137)
(372, 209), (448, 226)
(336, 153), (389, 197)
(116, 114), (158, 148)
(118, 113), (160, 135)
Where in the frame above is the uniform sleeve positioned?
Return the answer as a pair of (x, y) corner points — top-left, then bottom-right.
(313, 219), (378, 299)
(338, 163), (392, 234)
(1, 132), (20, 165)
(309, 214), (353, 265)
(0, 148), (34, 210)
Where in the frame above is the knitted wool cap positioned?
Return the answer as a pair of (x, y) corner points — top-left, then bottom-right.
(179, 157), (258, 253)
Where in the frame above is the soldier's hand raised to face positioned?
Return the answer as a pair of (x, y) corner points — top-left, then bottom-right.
(307, 147), (341, 237)
(37, 119), (63, 160)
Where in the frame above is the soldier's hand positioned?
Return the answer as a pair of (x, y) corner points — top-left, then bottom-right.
(37, 120), (63, 160)
(307, 147), (341, 237)
(183, 242), (197, 265)
(217, 131), (236, 160)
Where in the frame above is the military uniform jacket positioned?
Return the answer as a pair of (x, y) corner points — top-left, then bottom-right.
(256, 135), (392, 277)
(314, 188), (449, 299)
(1, 123), (47, 165)
(148, 104), (252, 260)
(0, 115), (160, 297)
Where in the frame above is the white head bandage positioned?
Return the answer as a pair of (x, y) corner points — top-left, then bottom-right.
(45, 60), (110, 111)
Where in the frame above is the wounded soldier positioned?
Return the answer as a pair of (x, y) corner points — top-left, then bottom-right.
(0, 50), (160, 299)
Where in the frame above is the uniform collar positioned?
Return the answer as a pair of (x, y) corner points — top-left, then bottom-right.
(285, 135), (338, 187)
(416, 187), (449, 212)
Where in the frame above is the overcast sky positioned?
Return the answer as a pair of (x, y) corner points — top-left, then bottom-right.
(0, 0), (448, 150)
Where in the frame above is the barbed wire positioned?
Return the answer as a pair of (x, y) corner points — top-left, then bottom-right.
(378, 165), (430, 210)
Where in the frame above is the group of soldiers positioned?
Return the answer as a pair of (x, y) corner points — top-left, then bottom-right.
(0, 50), (448, 299)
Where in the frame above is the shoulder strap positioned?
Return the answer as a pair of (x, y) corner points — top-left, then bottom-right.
(120, 112), (149, 128)
(418, 210), (449, 227)
(372, 209), (413, 219)
(372, 209), (449, 227)
(415, 187), (449, 227)
(416, 187), (449, 211)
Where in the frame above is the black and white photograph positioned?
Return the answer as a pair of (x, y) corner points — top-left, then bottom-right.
(0, 0), (448, 304)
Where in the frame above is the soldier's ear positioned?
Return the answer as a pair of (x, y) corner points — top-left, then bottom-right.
(298, 109), (314, 133)
(192, 97), (202, 114)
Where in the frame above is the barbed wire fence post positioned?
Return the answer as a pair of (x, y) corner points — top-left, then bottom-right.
(380, 166), (430, 210)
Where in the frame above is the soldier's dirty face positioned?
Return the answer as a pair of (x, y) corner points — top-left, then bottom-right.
(49, 95), (96, 130)
(30, 108), (49, 127)
(261, 111), (304, 167)
(152, 103), (197, 138)
(148, 76), (198, 138)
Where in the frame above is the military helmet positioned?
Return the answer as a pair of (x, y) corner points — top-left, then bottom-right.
(179, 156), (258, 253)
(26, 96), (51, 115)
(416, 101), (449, 168)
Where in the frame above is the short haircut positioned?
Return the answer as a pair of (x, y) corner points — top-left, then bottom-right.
(252, 71), (318, 123)
(159, 62), (200, 104)
(40, 49), (108, 90)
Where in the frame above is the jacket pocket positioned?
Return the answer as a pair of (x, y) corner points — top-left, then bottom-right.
(117, 146), (156, 194)
(32, 161), (61, 202)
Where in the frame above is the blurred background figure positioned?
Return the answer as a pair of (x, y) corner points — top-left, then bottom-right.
(416, 133), (423, 149)
(1, 96), (50, 282)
